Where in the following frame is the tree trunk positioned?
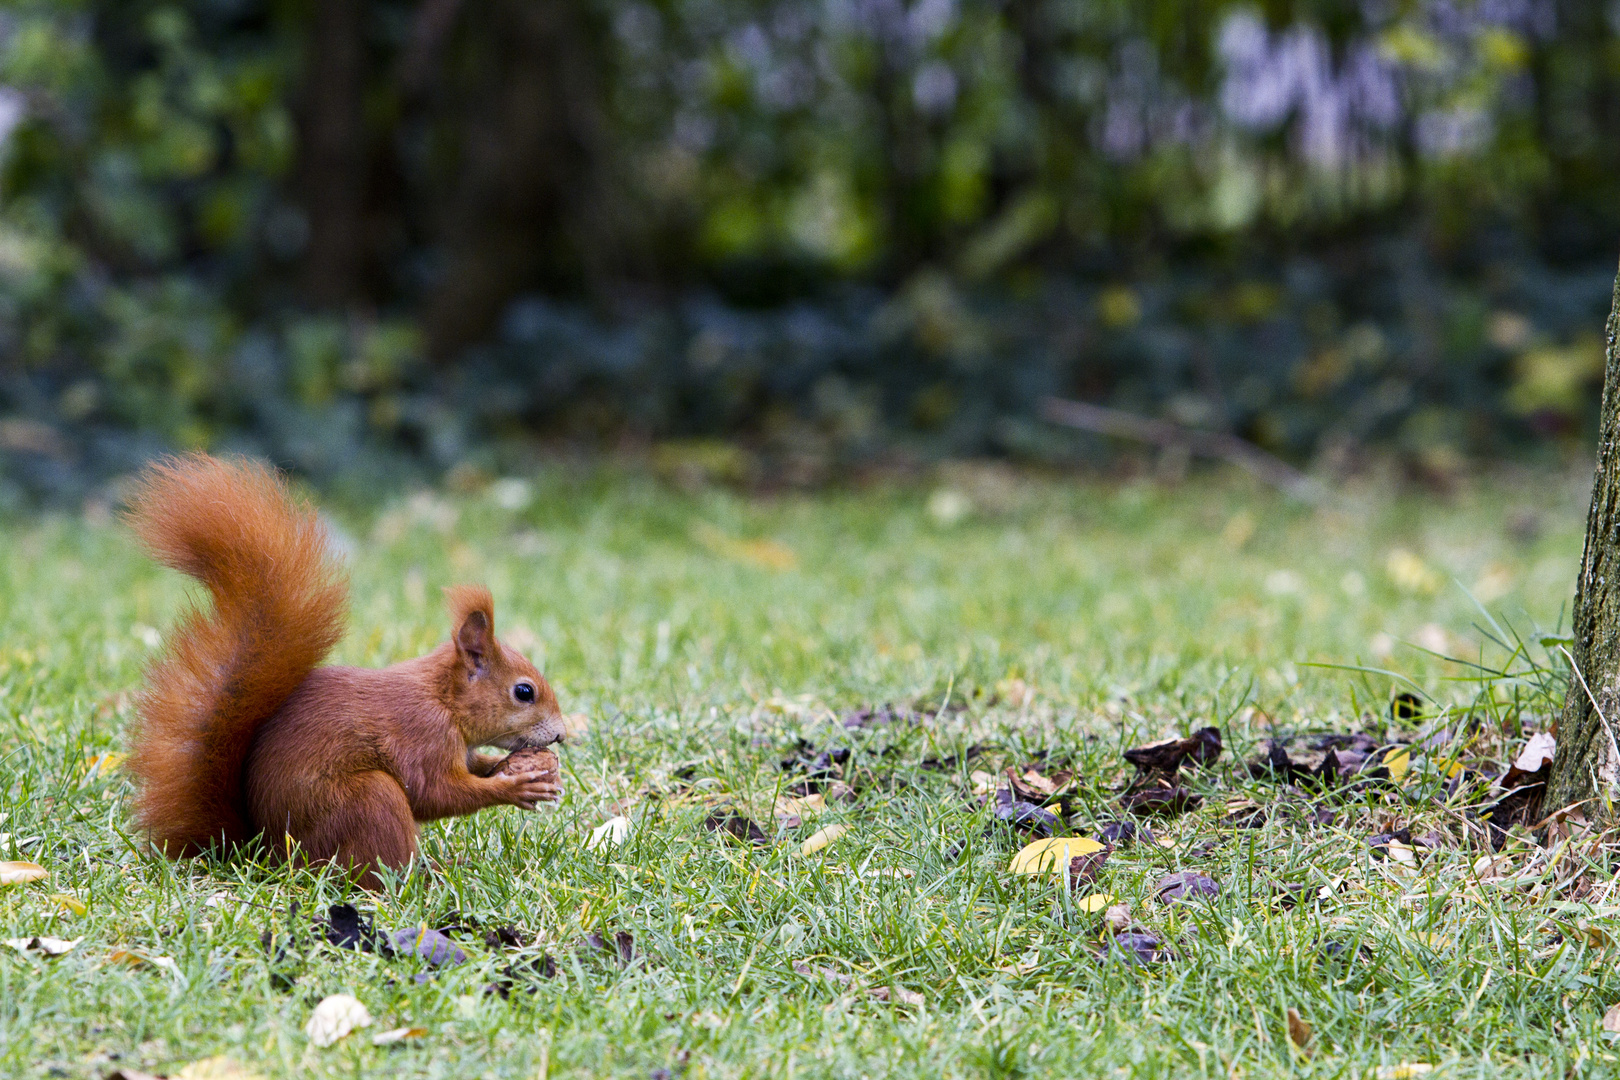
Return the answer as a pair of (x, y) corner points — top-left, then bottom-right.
(1547, 258), (1620, 815)
(423, 0), (606, 362)
(300, 0), (369, 308)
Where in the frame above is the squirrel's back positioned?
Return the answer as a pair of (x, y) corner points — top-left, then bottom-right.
(124, 454), (348, 855)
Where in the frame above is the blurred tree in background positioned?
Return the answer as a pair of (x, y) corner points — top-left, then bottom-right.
(0, 0), (1618, 498)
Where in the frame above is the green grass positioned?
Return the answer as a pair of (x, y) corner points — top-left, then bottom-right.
(0, 463), (1612, 1079)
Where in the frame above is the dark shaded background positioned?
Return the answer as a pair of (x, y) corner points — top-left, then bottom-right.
(0, 0), (1618, 500)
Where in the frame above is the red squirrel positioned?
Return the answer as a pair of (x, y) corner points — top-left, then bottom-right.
(123, 453), (565, 887)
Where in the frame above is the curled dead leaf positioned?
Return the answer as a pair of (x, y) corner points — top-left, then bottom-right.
(305, 993), (373, 1047)
(4, 935), (80, 956)
(1286, 1007), (1313, 1051)
(372, 1026), (428, 1046)
(799, 824), (850, 855)
(0, 861), (46, 886)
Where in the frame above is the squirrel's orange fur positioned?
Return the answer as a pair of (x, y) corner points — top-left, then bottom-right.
(124, 453), (565, 887)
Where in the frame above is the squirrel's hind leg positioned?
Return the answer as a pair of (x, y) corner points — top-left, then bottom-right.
(303, 770), (419, 890)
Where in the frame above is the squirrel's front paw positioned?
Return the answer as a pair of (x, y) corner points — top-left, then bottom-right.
(494, 770), (562, 810)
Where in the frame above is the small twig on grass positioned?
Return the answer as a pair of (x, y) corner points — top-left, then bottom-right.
(1040, 397), (1329, 505)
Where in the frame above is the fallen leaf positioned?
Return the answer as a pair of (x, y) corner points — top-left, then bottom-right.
(49, 893), (86, 916)
(1102, 931), (1175, 964)
(1067, 845), (1112, 888)
(1383, 748), (1411, 783)
(1096, 819), (1153, 845)
(1118, 783), (1202, 817)
(1603, 1002), (1620, 1033)
(868, 986), (924, 1006)
(1075, 893), (1116, 914)
(319, 904), (391, 953)
(84, 751), (126, 776)
(389, 927), (466, 966)
(994, 788), (1059, 834)
(1286, 1007), (1313, 1051)
(1104, 904), (1132, 933)
(578, 930), (637, 967)
(588, 815), (631, 850)
(1385, 840), (1417, 867)
(371, 1026), (428, 1046)
(702, 810), (769, 846)
(692, 524), (798, 571)
(800, 824), (850, 855)
(969, 770), (1000, 798)
(106, 947), (180, 974)
(305, 993), (373, 1047)
(1154, 871), (1220, 903)
(1008, 836), (1105, 876)
(774, 794), (825, 819)
(0, 861), (46, 885)
(4, 935), (80, 956)
(175, 1058), (264, 1080)
(1515, 731), (1556, 773)
(1124, 727), (1223, 775)
(1375, 1065), (1434, 1080)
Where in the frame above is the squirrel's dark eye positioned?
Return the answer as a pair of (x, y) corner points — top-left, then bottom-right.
(512, 681), (536, 703)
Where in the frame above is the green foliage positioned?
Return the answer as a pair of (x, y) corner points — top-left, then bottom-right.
(0, 1), (1618, 482)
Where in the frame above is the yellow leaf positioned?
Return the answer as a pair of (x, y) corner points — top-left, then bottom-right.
(1383, 749), (1411, 782)
(176, 1057), (264, 1080)
(48, 893), (86, 916)
(1076, 892), (1115, 913)
(799, 824), (849, 855)
(1008, 836), (1105, 876)
(83, 752), (125, 776)
(0, 862), (46, 885)
(692, 524), (798, 571)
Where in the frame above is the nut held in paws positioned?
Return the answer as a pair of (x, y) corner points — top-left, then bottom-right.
(493, 747), (560, 793)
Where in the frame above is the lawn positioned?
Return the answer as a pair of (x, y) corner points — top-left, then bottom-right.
(0, 462), (1610, 1079)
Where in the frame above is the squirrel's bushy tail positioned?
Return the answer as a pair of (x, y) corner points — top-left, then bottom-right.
(124, 454), (348, 855)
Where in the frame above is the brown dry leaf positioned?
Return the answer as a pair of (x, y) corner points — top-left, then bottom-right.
(1603, 1002), (1620, 1033)
(1103, 904), (1132, 933)
(0, 861), (46, 886)
(1154, 871), (1220, 903)
(1286, 1007), (1313, 1052)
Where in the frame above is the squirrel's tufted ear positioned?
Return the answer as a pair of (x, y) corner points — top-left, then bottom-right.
(445, 585), (497, 676)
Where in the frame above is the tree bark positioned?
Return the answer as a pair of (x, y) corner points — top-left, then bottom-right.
(423, 0), (607, 361)
(300, 0), (369, 308)
(1547, 258), (1620, 815)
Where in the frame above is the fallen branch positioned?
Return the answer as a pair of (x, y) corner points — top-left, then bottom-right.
(1039, 396), (1329, 505)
